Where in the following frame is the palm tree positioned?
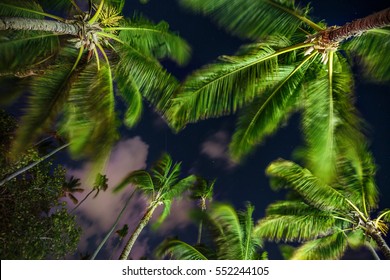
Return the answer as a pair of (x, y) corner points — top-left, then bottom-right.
(108, 224), (129, 259)
(156, 203), (267, 260)
(61, 175), (84, 205)
(190, 177), (215, 244)
(254, 154), (390, 259)
(91, 190), (135, 259)
(71, 173), (109, 213)
(0, 0), (190, 174)
(113, 153), (197, 260)
(168, 0), (390, 183)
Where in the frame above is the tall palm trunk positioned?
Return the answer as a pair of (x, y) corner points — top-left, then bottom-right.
(70, 189), (95, 213)
(0, 143), (69, 186)
(91, 190), (135, 260)
(327, 8), (390, 43)
(0, 17), (81, 35)
(119, 202), (159, 260)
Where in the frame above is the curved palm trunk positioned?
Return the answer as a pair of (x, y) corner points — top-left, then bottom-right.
(328, 8), (390, 43)
(0, 17), (81, 35)
(0, 143), (69, 186)
(90, 190), (135, 260)
(119, 203), (159, 260)
(366, 222), (390, 260)
(70, 189), (95, 213)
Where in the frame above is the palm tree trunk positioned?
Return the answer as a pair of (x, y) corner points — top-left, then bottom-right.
(328, 8), (390, 43)
(0, 143), (69, 186)
(0, 17), (81, 35)
(71, 189), (95, 213)
(90, 190), (135, 260)
(365, 241), (380, 260)
(366, 223), (390, 260)
(197, 220), (203, 244)
(119, 203), (159, 260)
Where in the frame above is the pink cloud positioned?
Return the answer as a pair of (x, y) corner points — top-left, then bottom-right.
(201, 131), (237, 169)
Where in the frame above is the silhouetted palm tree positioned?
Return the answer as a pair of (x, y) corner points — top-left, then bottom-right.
(61, 175), (83, 205)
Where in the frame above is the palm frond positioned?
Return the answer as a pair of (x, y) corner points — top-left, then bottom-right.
(336, 145), (378, 213)
(114, 43), (178, 113)
(179, 0), (320, 40)
(62, 62), (118, 174)
(0, 0), (45, 19)
(292, 231), (348, 259)
(239, 203), (263, 260)
(163, 175), (197, 201)
(255, 201), (335, 242)
(343, 28), (390, 82)
(210, 204), (244, 259)
(116, 16), (191, 65)
(0, 31), (59, 72)
(266, 159), (349, 211)
(229, 52), (316, 161)
(153, 200), (172, 228)
(156, 239), (209, 260)
(302, 53), (363, 183)
(11, 51), (80, 155)
(113, 170), (154, 194)
(167, 44), (280, 130)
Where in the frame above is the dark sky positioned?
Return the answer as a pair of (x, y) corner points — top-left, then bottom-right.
(3, 0), (389, 260)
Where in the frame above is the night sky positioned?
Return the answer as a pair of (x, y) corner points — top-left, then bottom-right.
(3, 0), (390, 260)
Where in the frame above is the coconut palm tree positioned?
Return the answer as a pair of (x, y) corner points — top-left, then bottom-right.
(0, 0), (190, 173)
(254, 152), (390, 259)
(71, 173), (109, 213)
(168, 0), (390, 183)
(190, 177), (215, 244)
(113, 153), (197, 260)
(61, 175), (84, 205)
(156, 203), (267, 260)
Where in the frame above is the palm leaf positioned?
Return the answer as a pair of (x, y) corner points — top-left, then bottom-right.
(114, 43), (178, 113)
(239, 203), (263, 260)
(343, 28), (390, 82)
(336, 145), (378, 213)
(11, 51), (80, 155)
(229, 52), (316, 161)
(0, 0), (63, 20)
(292, 231), (348, 259)
(163, 175), (197, 201)
(167, 44), (280, 130)
(302, 53), (364, 183)
(266, 159), (349, 211)
(255, 201), (335, 242)
(179, 0), (321, 40)
(153, 199), (172, 228)
(156, 239), (209, 260)
(0, 31), (59, 72)
(62, 62), (118, 174)
(116, 16), (191, 65)
(113, 170), (154, 194)
(210, 204), (245, 259)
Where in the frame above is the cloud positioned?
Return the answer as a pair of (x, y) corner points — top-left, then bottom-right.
(201, 131), (237, 169)
(66, 137), (150, 258)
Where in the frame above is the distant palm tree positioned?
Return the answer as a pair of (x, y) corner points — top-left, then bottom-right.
(169, 0), (390, 183)
(190, 177), (215, 244)
(255, 153), (390, 259)
(61, 175), (83, 205)
(108, 224), (129, 259)
(157, 203), (267, 260)
(0, 0), (190, 173)
(113, 153), (197, 260)
(71, 173), (109, 213)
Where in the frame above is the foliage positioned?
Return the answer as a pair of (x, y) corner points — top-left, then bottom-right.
(169, 0), (389, 183)
(0, 111), (81, 259)
(254, 150), (390, 259)
(0, 0), (190, 175)
(156, 203), (267, 260)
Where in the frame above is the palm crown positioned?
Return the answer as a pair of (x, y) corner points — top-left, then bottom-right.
(255, 148), (390, 259)
(0, 0), (190, 173)
(157, 203), (267, 260)
(167, 0), (390, 183)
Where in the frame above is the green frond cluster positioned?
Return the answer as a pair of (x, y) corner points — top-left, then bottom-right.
(157, 203), (266, 260)
(179, 0), (319, 40)
(2, 0), (190, 174)
(343, 28), (390, 82)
